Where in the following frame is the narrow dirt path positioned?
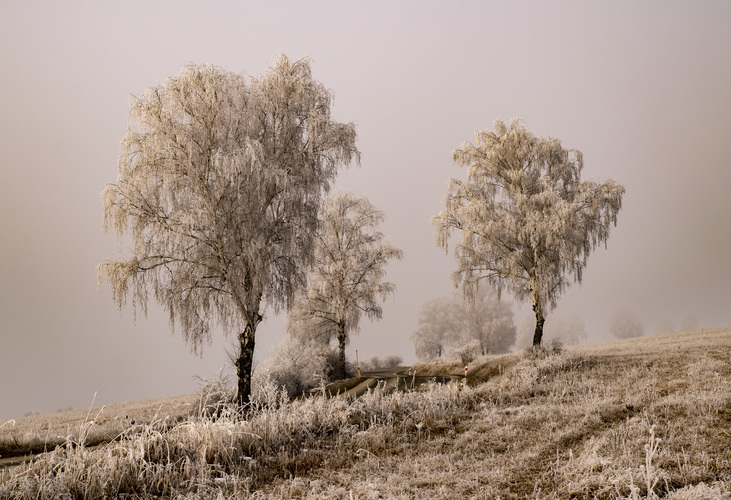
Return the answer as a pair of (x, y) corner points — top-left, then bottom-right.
(0, 452), (35, 469)
(335, 366), (462, 399)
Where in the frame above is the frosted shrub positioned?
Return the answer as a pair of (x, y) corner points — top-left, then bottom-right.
(195, 371), (237, 417)
(254, 338), (340, 399)
(448, 339), (482, 364)
(523, 337), (563, 360)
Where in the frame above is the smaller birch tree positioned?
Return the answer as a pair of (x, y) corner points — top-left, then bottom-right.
(287, 192), (403, 379)
(433, 119), (624, 346)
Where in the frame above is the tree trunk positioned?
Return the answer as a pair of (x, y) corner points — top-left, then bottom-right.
(530, 284), (545, 346)
(236, 313), (261, 407)
(336, 321), (347, 380)
(532, 310), (545, 346)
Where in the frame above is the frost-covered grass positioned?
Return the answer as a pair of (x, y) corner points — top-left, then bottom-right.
(0, 394), (197, 463)
(1, 327), (729, 499)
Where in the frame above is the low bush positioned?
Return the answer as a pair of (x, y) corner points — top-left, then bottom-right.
(253, 338), (347, 400)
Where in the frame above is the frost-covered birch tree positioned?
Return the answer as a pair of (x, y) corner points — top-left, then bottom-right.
(433, 119), (624, 346)
(98, 56), (359, 405)
(286, 192), (403, 379)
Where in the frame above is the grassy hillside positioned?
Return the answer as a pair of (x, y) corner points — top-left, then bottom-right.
(0, 394), (198, 466)
(1, 327), (729, 499)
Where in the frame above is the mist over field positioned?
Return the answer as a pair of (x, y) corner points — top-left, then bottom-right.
(2, 2), (731, 420)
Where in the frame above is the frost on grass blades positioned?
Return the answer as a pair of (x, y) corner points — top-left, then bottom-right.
(0, 372), (473, 498)
(2, 327), (729, 499)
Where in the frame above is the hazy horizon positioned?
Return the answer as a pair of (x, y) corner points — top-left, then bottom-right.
(2, 1), (730, 420)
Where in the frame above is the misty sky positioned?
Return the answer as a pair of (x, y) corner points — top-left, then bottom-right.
(1, 1), (730, 420)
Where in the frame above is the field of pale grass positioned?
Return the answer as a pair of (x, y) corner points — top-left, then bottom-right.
(0, 394), (198, 465)
(1, 326), (729, 499)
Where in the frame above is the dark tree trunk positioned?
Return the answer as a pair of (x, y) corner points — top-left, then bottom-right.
(530, 284), (545, 346)
(336, 321), (347, 380)
(236, 313), (261, 407)
(532, 305), (545, 346)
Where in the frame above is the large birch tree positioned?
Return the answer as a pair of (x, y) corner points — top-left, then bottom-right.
(98, 56), (359, 405)
(286, 192), (403, 379)
(433, 119), (624, 346)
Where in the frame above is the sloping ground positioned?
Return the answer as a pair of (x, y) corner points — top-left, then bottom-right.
(1, 327), (729, 499)
(258, 327), (731, 499)
(0, 366), (450, 469)
(0, 394), (198, 467)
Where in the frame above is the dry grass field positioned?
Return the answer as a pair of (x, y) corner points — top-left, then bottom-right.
(1, 326), (729, 499)
(0, 394), (199, 467)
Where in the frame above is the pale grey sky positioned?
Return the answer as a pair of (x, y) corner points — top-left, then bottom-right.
(2, 1), (730, 419)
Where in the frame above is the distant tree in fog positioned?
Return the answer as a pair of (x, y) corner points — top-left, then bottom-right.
(411, 289), (515, 360)
(98, 56), (359, 406)
(410, 297), (458, 360)
(655, 314), (698, 335)
(679, 313), (698, 331)
(433, 119), (624, 346)
(515, 315), (537, 350)
(545, 315), (587, 346)
(655, 318), (676, 335)
(609, 309), (644, 339)
(452, 287), (516, 356)
(286, 192), (403, 380)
